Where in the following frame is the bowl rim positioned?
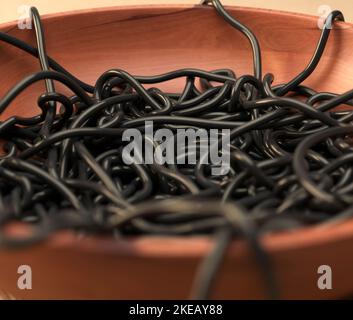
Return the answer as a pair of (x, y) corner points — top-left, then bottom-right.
(0, 4), (351, 30)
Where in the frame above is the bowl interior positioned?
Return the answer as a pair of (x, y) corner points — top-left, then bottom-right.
(0, 5), (352, 121)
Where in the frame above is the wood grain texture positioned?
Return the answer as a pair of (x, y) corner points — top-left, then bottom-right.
(1, 5), (353, 299)
(1, 0), (353, 24)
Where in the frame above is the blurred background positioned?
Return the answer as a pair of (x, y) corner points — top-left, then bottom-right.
(0, 0), (353, 24)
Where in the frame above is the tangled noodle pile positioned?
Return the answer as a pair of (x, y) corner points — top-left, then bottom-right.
(0, 0), (352, 298)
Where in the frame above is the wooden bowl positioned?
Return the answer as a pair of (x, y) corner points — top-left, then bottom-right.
(1, 4), (353, 300)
